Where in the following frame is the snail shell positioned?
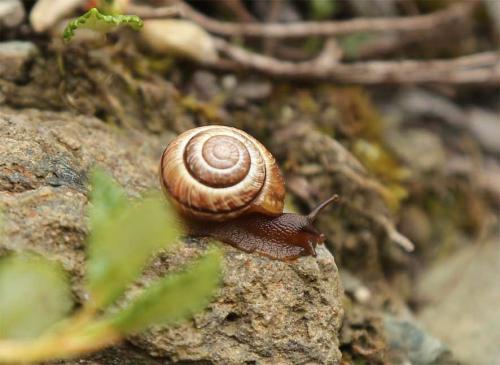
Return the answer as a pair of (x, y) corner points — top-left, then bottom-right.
(160, 126), (285, 221)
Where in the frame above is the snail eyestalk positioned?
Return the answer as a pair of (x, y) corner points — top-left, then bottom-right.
(307, 195), (340, 222)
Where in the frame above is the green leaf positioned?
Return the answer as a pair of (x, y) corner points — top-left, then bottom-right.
(0, 254), (72, 340)
(86, 171), (180, 310)
(109, 247), (222, 333)
(63, 7), (143, 42)
(88, 168), (128, 234)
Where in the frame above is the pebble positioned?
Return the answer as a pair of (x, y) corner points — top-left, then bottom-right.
(384, 315), (455, 365)
(0, 41), (38, 81)
(0, 0), (25, 29)
(466, 108), (500, 154)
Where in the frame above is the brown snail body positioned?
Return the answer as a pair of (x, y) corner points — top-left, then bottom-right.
(160, 125), (337, 261)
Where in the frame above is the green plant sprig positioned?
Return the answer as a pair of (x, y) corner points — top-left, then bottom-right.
(0, 169), (222, 363)
(63, 7), (143, 42)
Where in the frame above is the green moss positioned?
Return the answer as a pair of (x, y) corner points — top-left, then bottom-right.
(329, 87), (409, 211)
(180, 96), (223, 123)
(416, 178), (488, 262)
(136, 56), (175, 76)
(309, 0), (337, 20)
(297, 90), (320, 115)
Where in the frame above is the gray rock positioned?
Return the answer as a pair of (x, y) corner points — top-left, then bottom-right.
(385, 129), (447, 172)
(340, 270), (371, 304)
(386, 89), (468, 128)
(466, 108), (500, 154)
(223, 77), (272, 108)
(0, 41), (38, 81)
(232, 80), (272, 101)
(384, 316), (456, 365)
(0, 107), (344, 364)
(190, 71), (220, 101)
(0, 0), (25, 28)
(417, 238), (500, 365)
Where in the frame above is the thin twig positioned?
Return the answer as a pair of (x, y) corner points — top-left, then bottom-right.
(170, 0), (477, 39)
(213, 38), (500, 84)
(124, 4), (183, 19)
(344, 202), (415, 252)
(325, 164), (395, 205)
(0, 316), (120, 363)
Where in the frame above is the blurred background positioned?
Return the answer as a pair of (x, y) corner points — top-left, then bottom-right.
(1, 0), (499, 364)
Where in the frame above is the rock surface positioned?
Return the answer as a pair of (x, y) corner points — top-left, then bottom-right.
(132, 243), (343, 364)
(417, 238), (500, 365)
(384, 316), (455, 365)
(0, 107), (344, 364)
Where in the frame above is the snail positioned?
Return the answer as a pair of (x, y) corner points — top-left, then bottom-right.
(160, 125), (338, 261)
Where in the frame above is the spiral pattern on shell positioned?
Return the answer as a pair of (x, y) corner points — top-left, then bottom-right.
(160, 126), (285, 221)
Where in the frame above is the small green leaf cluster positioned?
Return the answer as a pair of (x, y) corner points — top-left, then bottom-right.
(0, 255), (72, 340)
(0, 169), (222, 363)
(63, 7), (143, 42)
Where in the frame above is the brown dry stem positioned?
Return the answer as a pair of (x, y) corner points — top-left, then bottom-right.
(140, 0), (499, 84)
(171, 0), (476, 39)
(0, 316), (121, 363)
(124, 4), (183, 19)
(213, 40), (500, 85)
(343, 202), (415, 252)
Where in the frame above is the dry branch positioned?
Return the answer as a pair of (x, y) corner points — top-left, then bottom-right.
(171, 0), (477, 39)
(213, 38), (500, 84)
(344, 202), (415, 252)
(124, 4), (182, 19)
(141, 1), (498, 85)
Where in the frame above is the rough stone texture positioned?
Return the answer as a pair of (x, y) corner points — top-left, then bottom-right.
(0, 107), (344, 364)
(132, 243), (343, 364)
(0, 107), (167, 286)
(383, 316), (456, 365)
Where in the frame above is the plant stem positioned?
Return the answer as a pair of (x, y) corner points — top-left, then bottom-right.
(0, 318), (121, 363)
